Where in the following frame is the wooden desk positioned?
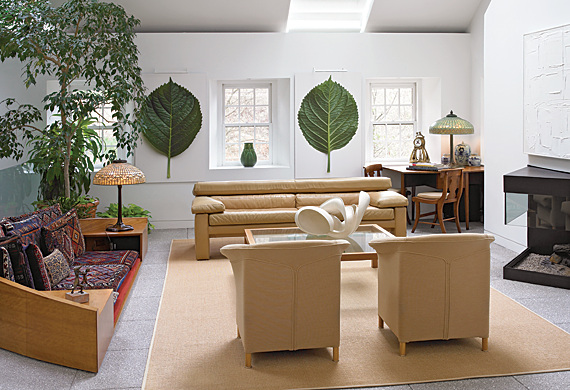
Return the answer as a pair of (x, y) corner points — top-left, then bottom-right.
(382, 165), (484, 230)
(80, 217), (148, 260)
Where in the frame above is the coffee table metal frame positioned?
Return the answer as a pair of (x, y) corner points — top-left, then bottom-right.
(244, 224), (393, 268)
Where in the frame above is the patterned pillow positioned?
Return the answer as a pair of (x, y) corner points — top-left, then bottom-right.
(8, 215), (42, 247)
(43, 209), (85, 259)
(1, 247), (15, 282)
(43, 249), (70, 287)
(53, 264), (130, 292)
(8, 204), (62, 226)
(41, 227), (75, 266)
(0, 224), (5, 238)
(0, 235), (35, 288)
(25, 243), (52, 291)
(73, 250), (139, 269)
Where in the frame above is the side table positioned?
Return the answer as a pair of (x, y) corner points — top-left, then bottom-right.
(80, 217), (148, 260)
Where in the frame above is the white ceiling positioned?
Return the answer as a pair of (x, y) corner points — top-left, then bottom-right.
(50, 0), (483, 33)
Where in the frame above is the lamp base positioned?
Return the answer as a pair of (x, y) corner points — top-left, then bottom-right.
(106, 221), (134, 232)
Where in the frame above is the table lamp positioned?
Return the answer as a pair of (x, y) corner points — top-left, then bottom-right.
(93, 159), (146, 232)
(429, 111), (474, 166)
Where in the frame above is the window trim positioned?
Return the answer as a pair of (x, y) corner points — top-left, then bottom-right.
(219, 81), (275, 167)
(366, 80), (420, 164)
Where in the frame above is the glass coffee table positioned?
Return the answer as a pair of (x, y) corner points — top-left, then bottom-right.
(244, 224), (393, 268)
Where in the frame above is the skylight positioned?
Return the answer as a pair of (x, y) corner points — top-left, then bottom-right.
(286, 0), (374, 33)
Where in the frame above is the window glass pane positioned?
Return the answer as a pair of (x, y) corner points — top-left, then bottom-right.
(225, 127), (240, 143)
(401, 124), (414, 140)
(225, 88), (239, 105)
(387, 124), (400, 140)
(102, 129), (116, 147)
(401, 140), (413, 157)
(400, 106), (413, 121)
(385, 106), (398, 122)
(256, 126), (269, 142)
(255, 143), (269, 161)
(225, 106), (239, 123)
(255, 106), (269, 123)
(240, 88), (254, 105)
(225, 144), (239, 161)
(373, 142), (385, 159)
(240, 106), (254, 123)
(372, 107), (384, 121)
(400, 88), (412, 104)
(371, 88), (384, 105)
(387, 141), (400, 158)
(255, 88), (269, 105)
(386, 88), (399, 105)
(241, 126), (255, 142)
(102, 105), (116, 123)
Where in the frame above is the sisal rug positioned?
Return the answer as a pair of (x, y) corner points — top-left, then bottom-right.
(143, 238), (570, 390)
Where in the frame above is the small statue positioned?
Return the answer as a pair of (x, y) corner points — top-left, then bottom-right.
(70, 266), (90, 294)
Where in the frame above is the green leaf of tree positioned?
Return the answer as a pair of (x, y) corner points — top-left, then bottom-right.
(297, 76), (359, 173)
(140, 78), (202, 178)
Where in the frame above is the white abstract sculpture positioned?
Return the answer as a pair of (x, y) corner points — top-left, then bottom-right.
(295, 191), (370, 238)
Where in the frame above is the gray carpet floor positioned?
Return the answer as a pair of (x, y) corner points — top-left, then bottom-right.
(1, 221), (569, 390)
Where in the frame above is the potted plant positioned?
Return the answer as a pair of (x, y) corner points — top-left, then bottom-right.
(97, 203), (154, 233)
(0, 0), (146, 200)
(33, 193), (99, 219)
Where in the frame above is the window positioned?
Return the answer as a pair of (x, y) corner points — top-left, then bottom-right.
(370, 83), (416, 161)
(90, 102), (118, 166)
(222, 84), (271, 165)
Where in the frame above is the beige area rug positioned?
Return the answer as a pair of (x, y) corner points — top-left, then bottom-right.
(143, 238), (570, 390)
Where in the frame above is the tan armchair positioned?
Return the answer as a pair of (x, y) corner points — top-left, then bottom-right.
(369, 233), (495, 356)
(220, 239), (350, 368)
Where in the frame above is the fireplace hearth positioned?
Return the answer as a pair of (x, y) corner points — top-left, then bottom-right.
(503, 166), (570, 289)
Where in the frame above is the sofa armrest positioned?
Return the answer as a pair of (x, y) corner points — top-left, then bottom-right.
(369, 191), (408, 208)
(191, 196), (225, 214)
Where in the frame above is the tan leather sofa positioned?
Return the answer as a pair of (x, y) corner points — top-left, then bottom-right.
(369, 233), (495, 356)
(220, 239), (350, 368)
(191, 177), (408, 260)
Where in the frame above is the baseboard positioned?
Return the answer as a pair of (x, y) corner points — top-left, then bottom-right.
(152, 220), (195, 230)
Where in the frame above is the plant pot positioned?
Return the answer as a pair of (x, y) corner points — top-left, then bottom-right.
(76, 199), (99, 218)
(240, 142), (257, 167)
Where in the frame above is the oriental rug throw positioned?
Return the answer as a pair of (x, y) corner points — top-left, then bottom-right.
(143, 238), (570, 390)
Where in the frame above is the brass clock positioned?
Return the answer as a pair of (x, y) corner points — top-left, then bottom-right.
(409, 132), (430, 163)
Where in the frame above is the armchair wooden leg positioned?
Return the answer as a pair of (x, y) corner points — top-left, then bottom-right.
(482, 337), (488, 351)
(379, 316), (384, 328)
(237, 326), (240, 338)
(399, 342), (406, 356)
(245, 353), (252, 368)
(333, 347), (339, 362)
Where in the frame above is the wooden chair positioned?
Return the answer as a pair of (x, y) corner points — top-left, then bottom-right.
(364, 164), (412, 225)
(411, 168), (464, 233)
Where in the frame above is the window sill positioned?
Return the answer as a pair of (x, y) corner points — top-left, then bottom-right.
(210, 164), (290, 170)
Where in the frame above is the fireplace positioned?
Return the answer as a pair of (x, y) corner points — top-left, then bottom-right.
(503, 165), (570, 289)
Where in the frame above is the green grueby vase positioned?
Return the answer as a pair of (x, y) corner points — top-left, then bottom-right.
(240, 142), (257, 167)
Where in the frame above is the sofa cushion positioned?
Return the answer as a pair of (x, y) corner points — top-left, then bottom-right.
(73, 250), (139, 269)
(209, 209), (297, 226)
(296, 193), (361, 208)
(43, 249), (71, 287)
(25, 243), (52, 291)
(362, 207), (394, 221)
(212, 194), (296, 209)
(52, 264), (130, 292)
(1, 247), (15, 282)
(8, 215), (42, 247)
(42, 226), (75, 266)
(194, 180), (297, 196)
(369, 190), (409, 208)
(0, 235), (35, 288)
(7, 204), (62, 225)
(294, 177), (392, 193)
(42, 209), (85, 260)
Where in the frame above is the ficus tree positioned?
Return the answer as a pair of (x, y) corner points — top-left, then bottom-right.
(0, 0), (146, 199)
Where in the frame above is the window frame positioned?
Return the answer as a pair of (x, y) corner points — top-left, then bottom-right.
(219, 81), (274, 166)
(367, 81), (418, 163)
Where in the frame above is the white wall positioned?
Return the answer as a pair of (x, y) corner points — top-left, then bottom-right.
(1, 32), (472, 228)
(484, 0), (570, 252)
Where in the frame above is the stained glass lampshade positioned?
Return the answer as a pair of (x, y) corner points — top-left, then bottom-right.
(429, 111), (474, 166)
(93, 159), (146, 232)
